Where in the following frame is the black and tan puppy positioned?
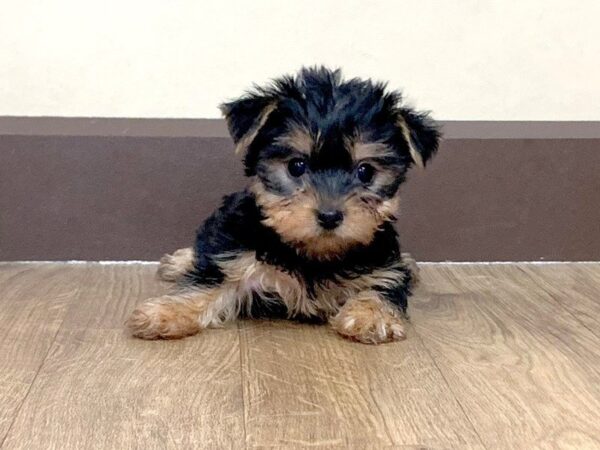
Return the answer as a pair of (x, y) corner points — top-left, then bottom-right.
(127, 67), (440, 344)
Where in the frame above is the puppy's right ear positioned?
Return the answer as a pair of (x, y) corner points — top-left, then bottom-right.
(220, 95), (277, 155)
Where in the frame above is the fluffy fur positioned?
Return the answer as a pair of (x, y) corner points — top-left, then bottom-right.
(126, 67), (440, 344)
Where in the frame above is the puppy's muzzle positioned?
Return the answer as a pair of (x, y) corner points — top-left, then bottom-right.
(317, 209), (344, 230)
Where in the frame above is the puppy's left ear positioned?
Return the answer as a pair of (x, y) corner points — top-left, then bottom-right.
(397, 107), (441, 168)
(220, 95), (277, 155)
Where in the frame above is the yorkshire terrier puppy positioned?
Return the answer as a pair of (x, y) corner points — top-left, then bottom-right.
(127, 67), (440, 344)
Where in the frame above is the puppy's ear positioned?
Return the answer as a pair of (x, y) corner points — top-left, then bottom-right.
(220, 95), (277, 155)
(397, 107), (441, 168)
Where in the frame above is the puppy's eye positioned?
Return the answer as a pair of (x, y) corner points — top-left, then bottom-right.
(357, 163), (375, 183)
(288, 158), (307, 177)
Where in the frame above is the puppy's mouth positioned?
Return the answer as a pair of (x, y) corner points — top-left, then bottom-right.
(316, 229), (341, 240)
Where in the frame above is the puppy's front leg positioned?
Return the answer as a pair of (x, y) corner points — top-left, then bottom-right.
(126, 285), (236, 340)
(330, 290), (406, 344)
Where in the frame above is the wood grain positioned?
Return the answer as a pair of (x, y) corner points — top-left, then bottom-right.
(2, 327), (245, 450)
(516, 263), (600, 339)
(411, 264), (600, 449)
(59, 263), (162, 330)
(1, 262), (600, 449)
(239, 320), (484, 448)
(0, 264), (86, 445)
(1, 264), (245, 450)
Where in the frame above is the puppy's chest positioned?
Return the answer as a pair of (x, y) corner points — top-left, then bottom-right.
(219, 251), (367, 314)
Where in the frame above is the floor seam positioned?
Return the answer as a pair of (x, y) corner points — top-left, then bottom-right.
(0, 290), (78, 449)
(237, 321), (250, 450)
(366, 382), (396, 446)
(411, 318), (489, 450)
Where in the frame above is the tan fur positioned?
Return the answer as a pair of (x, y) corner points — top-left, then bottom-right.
(275, 125), (316, 155)
(231, 102), (277, 155)
(128, 247), (411, 341)
(401, 252), (420, 288)
(157, 247), (195, 282)
(131, 148), (408, 340)
(329, 290), (406, 344)
(348, 138), (396, 161)
(311, 257), (408, 309)
(126, 293), (205, 339)
(216, 252), (316, 317)
(221, 251), (410, 321)
(127, 283), (242, 340)
(345, 136), (407, 194)
(130, 251), (323, 339)
(251, 182), (401, 261)
(397, 118), (424, 167)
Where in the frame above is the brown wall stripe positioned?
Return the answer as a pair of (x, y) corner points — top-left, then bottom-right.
(1, 117), (599, 261)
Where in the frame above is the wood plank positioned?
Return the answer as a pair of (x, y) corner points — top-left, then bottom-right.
(3, 262), (600, 449)
(2, 327), (244, 450)
(0, 264), (85, 445)
(239, 320), (484, 448)
(1, 265), (246, 450)
(516, 263), (600, 338)
(411, 264), (600, 449)
(59, 263), (162, 330)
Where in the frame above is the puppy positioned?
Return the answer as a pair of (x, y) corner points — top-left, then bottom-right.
(127, 67), (440, 344)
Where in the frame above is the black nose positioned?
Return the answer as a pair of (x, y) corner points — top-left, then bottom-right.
(317, 210), (343, 230)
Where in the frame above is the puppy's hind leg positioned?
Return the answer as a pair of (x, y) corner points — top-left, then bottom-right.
(157, 247), (196, 282)
(126, 285), (238, 340)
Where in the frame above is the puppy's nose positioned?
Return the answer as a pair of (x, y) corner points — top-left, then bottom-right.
(317, 210), (343, 230)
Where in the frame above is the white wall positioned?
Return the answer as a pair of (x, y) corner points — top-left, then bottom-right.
(1, 0), (599, 120)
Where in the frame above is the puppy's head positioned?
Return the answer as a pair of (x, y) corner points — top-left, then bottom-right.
(221, 67), (440, 260)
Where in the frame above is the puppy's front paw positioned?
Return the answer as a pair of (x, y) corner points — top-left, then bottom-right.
(330, 296), (406, 344)
(157, 247), (195, 282)
(126, 296), (201, 340)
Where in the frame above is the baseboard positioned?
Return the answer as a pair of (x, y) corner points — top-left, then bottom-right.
(1, 117), (599, 261)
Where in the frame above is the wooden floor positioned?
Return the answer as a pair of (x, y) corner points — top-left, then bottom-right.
(1, 263), (599, 449)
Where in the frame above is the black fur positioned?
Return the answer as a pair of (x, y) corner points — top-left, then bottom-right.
(222, 66), (440, 176)
(188, 67), (438, 318)
(188, 189), (413, 315)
